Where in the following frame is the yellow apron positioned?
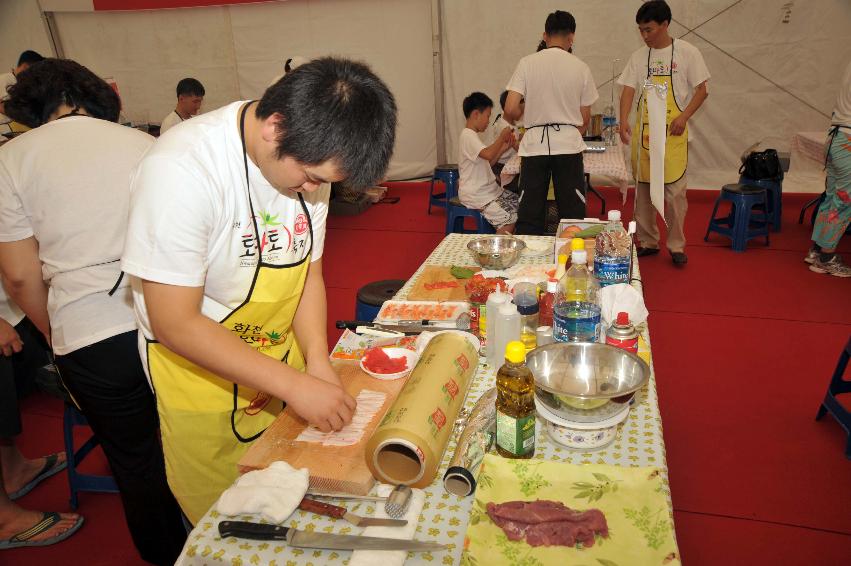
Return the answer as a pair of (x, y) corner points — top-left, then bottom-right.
(631, 39), (687, 184)
(146, 102), (313, 524)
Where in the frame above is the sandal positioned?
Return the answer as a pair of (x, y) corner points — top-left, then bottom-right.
(8, 453), (67, 500)
(0, 512), (84, 549)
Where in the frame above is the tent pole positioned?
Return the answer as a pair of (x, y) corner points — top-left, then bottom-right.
(431, 0), (447, 167)
(38, 6), (65, 59)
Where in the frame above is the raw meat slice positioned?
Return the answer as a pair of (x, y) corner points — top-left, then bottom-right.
(485, 500), (608, 548)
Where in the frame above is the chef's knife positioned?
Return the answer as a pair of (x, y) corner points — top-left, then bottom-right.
(298, 497), (407, 527)
(218, 520), (445, 551)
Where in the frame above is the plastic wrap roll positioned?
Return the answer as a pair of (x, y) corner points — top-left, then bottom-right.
(365, 332), (479, 488)
(443, 387), (496, 497)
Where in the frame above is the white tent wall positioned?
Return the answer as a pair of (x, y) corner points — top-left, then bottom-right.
(442, 0), (851, 193)
(0, 0), (53, 70)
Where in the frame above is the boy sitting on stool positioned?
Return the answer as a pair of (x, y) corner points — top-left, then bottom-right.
(459, 92), (517, 234)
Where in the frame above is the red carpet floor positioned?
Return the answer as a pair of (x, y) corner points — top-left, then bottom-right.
(5, 182), (850, 565)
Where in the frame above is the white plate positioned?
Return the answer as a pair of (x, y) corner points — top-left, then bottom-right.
(360, 347), (418, 380)
(521, 240), (552, 256)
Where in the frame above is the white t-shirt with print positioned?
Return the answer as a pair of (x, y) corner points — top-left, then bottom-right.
(0, 116), (153, 354)
(832, 59), (851, 131)
(0, 286), (24, 327)
(0, 72), (16, 133)
(618, 38), (710, 141)
(122, 101), (330, 356)
(506, 48), (599, 157)
(159, 110), (183, 135)
(458, 127), (502, 210)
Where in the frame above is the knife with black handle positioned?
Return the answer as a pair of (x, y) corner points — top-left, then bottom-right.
(218, 520), (445, 551)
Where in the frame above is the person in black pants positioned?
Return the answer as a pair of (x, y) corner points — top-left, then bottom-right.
(0, 59), (186, 564)
(503, 10), (599, 234)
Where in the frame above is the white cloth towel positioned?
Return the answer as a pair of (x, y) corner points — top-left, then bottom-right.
(215, 460), (309, 523)
(600, 283), (649, 328)
(348, 484), (427, 566)
(645, 82), (668, 222)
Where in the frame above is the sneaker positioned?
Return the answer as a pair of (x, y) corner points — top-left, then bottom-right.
(809, 254), (851, 277)
(636, 246), (660, 257)
(804, 247), (820, 264)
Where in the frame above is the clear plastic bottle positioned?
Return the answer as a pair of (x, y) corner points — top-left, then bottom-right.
(490, 301), (520, 368)
(495, 341), (535, 459)
(538, 278), (558, 328)
(594, 210), (630, 287)
(513, 282), (539, 353)
(555, 253), (568, 281)
(483, 289), (508, 360)
(553, 249), (602, 343)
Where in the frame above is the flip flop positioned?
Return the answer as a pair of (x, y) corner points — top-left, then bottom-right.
(8, 453), (68, 501)
(0, 512), (84, 549)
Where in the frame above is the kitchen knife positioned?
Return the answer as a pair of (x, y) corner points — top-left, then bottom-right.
(298, 497), (407, 527)
(218, 520), (445, 551)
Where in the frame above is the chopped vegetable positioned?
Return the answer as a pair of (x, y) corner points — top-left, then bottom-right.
(574, 225), (605, 238)
(450, 265), (477, 279)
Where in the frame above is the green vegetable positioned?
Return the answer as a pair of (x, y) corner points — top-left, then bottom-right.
(574, 224), (605, 238)
(450, 265), (476, 279)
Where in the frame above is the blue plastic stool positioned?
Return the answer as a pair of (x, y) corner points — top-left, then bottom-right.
(739, 176), (782, 232)
(446, 197), (497, 235)
(704, 183), (770, 252)
(427, 164), (458, 214)
(355, 279), (406, 322)
(63, 403), (119, 510)
(816, 336), (851, 459)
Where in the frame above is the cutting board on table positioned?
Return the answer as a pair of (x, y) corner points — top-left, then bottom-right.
(238, 361), (407, 495)
(407, 265), (480, 301)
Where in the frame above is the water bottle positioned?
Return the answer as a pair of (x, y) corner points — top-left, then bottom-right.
(553, 249), (601, 342)
(594, 210), (631, 287)
(513, 282), (539, 353)
(490, 302), (521, 367)
(483, 289), (509, 360)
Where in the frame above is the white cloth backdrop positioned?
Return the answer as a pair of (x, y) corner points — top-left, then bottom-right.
(2, 0), (850, 188)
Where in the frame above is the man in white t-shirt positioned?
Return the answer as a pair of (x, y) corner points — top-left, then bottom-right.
(458, 92), (517, 233)
(489, 90), (524, 192)
(504, 10), (599, 235)
(159, 77), (205, 135)
(122, 57), (397, 523)
(0, 50), (44, 135)
(618, 0), (710, 265)
(0, 58), (186, 559)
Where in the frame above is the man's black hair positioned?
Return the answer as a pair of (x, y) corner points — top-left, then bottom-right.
(462, 92), (492, 119)
(499, 90), (509, 111)
(176, 77), (205, 98)
(17, 50), (44, 67)
(4, 58), (120, 128)
(545, 10), (576, 35)
(536, 40), (547, 52)
(636, 1), (672, 25)
(256, 57), (397, 190)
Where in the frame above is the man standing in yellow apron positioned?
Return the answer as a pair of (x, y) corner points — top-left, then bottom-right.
(618, 1), (710, 265)
(122, 58), (397, 524)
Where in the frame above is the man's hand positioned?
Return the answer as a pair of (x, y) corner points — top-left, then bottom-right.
(285, 371), (356, 432)
(669, 115), (688, 136)
(619, 122), (632, 145)
(0, 318), (23, 357)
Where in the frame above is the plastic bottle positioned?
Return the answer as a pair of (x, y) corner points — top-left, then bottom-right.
(594, 210), (630, 287)
(483, 289), (508, 360)
(538, 278), (558, 328)
(553, 249), (602, 343)
(513, 283), (539, 353)
(489, 302), (520, 368)
(555, 253), (568, 281)
(495, 341), (535, 459)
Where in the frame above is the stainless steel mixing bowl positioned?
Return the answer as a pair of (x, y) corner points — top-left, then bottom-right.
(526, 342), (650, 421)
(466, 236), (526, 269)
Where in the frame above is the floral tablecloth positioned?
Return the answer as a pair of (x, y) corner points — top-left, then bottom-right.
(176, 233), (676, 566)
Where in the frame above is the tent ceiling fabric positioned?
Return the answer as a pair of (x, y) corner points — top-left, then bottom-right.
(4, 0), (850, 188)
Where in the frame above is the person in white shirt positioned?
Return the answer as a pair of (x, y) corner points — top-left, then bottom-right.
(458, 92), (517, 233)
(122, 57), (397, 524)
(489, 90), (524, 192)
(805, 59), (851, 277)
(618, 0), (710, 266)
(159, 77), (205, 135)
(504, 10), (599, 234)
(0, 51), (45, 135)
(0, 58), (186, 561)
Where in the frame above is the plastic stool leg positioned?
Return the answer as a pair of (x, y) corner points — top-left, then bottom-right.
(816, 403), (828, 421)
(427, 177), (436, 214)
(704, 198), (723, 241)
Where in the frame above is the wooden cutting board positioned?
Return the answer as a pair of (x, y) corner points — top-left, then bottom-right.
(407, 265), (480, 301)
(238, 361), (408, 495)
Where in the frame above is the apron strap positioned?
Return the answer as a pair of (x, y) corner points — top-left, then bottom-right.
(525, 123), (576, 155)
(107, 271), (125, 297)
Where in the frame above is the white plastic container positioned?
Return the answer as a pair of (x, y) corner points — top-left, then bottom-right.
(489, 302), (520, 368)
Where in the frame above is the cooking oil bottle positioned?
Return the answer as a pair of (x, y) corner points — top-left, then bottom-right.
(495, 341), (536, 459)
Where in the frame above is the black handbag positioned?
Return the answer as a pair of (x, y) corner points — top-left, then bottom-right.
(739, 149), (783, 180)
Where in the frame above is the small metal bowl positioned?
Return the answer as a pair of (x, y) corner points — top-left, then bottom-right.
(526, 342), (650, 421)
(466, 236), (526, 269)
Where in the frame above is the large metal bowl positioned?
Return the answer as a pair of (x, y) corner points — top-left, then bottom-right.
(526, 342), (650, 422)
(466, 236), (526, 269)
